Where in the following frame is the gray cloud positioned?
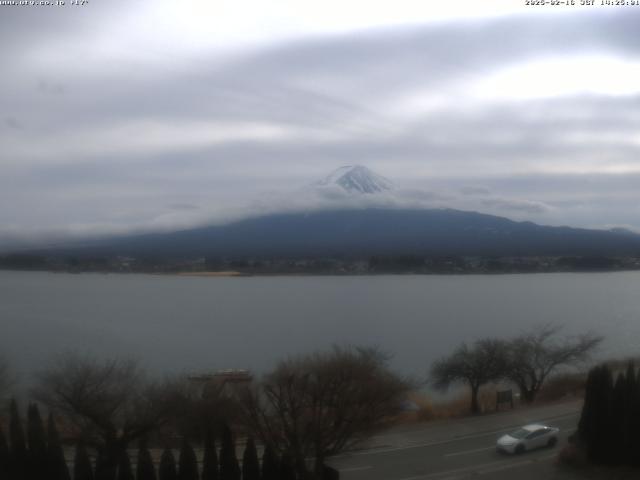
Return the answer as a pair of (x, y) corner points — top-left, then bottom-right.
(36, 78), (66, 96)
(460, 186), (491, 196)
(480, 198), (552, 214)
(2, 8), (640, 246)
(167, 203), (200, 211)
(4, 116), (22, 130)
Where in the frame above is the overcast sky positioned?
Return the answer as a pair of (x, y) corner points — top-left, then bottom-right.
(2, 1), (640, 247)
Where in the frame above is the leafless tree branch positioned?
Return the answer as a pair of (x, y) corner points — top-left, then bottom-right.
(239, 346), (411, 478)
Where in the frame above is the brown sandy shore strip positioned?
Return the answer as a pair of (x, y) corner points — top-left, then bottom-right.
(175, 271), (246, 277)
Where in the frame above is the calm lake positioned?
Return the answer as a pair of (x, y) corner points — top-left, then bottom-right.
(1, 270), (639, 383)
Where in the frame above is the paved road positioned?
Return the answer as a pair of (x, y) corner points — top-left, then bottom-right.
(328, 400), (583, 480)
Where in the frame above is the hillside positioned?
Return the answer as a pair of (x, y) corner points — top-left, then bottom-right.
(51, 208), (640, 259)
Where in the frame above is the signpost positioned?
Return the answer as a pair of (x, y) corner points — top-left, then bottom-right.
(496, 389), (514, 410)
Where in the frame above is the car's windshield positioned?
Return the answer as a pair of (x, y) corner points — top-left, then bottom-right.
(509, 428), (531, 439)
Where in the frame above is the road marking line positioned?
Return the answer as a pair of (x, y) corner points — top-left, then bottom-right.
(339, 465), (372, 472)
(475, 453), (556, 476)
(443, 446), (494, 457)
(334, 412), (578, 458)
(395, 452), (556, 480)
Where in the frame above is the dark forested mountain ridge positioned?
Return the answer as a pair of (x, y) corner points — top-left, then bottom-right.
(40, 208), (640, 259)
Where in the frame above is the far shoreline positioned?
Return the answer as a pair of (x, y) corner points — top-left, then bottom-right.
(3, 268), (640, 277)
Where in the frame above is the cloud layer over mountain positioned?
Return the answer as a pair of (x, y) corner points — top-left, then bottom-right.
(2, 3), (640, 246)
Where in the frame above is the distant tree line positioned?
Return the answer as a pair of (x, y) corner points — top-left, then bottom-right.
(0, 255), (49, 270)
(575, 362), (640, 466)
(2, 253), (638, 275)
(430, 325), (602, 414)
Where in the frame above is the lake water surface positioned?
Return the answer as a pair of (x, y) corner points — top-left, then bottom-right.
(1, 270), (639, 383)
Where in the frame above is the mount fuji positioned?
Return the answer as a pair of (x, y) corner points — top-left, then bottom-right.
(315, 165), (393, 194)
(18, 166), (640, 260)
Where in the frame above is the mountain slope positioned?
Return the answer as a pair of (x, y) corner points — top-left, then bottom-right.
(61, 208), (640, 259)
(315, 165), (393, 194)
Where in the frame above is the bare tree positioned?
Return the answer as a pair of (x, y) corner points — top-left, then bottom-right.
(505, 325), (602, 403)
(33, 352), (178, 480)
(430, 339), (508, 414)
(156, 376), (240, 442)
(240, 346), (410, 478)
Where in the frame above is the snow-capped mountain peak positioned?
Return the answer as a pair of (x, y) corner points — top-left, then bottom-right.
(316, 165), (393, 194)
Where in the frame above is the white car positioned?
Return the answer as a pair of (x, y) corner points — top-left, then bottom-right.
(496, 424), (559, 454)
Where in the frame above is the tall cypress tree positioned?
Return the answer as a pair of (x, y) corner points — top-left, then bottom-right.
(159, 448), (178, 480)
(47, 413), (71, 480)
(633, 367), (640, 466)
(587, 365), (613, 463)
(74, 444), (95, 480)
(622, 362), (637, 464)
(322, 464), (340, 480)
(578, 363), (640, 466)
(609, 373), (626, 465)
(260, 445), (279, 480)
(117, 450), (135, 480)
(581, 365), (614, 464)
(27, 404), (48, 480)
(95, 450), (117, 480)
(577, 367), (596, 446)
(178, 438), (199, 480)
(599, 366), (615, 465)
(219, 425), (240, 480)
(241, 437), (260, 480)
(0, 424), (10, 480)
(624, 362), (636, 398)
(201, 431), (218, 480)
(278, 451), (296, 480)
(9, 399), (27, 480)
(136, 439), (157, 480)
